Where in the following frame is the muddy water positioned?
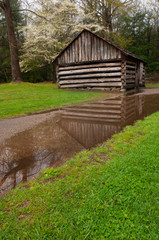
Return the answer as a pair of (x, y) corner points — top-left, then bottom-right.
(1, 93), (159, 196)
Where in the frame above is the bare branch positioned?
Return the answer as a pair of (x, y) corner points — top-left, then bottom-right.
(12, 9), (48, 20)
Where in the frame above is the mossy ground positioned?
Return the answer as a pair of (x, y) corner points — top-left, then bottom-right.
(0, 111), (159, 239)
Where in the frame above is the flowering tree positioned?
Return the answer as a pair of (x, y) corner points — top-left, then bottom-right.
(20, 0), (102, 72)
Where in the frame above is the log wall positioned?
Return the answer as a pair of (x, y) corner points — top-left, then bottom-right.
(125, 61), (136, 89)
(57, 61), (122, 89)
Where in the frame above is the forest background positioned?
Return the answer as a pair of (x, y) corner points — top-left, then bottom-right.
(0, 0), (159, 83)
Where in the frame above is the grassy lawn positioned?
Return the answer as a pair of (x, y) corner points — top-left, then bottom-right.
(0, 82), (103, 119)
(0, 112), (159, 239)
(146, 82), (159, 88)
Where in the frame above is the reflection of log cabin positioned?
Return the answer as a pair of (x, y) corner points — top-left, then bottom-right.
(0, 119), (84, 196)
(58, 96), (144, 148)
(54, 29), (146, 90)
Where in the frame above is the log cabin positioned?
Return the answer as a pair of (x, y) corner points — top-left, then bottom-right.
(54, 29), (146, 91)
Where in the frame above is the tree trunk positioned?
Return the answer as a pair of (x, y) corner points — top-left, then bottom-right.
(2, 0), (22, 82)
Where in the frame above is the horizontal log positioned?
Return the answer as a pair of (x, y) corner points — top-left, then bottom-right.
(126, 108), (136, 116)
(126, 65), (136, 69)
(58, 59), (122, 67)
(126, 70), (136, 74)
(126, 80), (135, 84)
(125, 103), (136, 111)
(125, 99), (135, 104)
(62, 112), (121, 119)
(60, 82), (122, 88)
(59, 78), (121, 85)
(126, 75), (136, 78)
(61, 115), (121, 123)
(126, 78), (135, 81)
(60, 72), (122, 79)
(64, 108), (121, 114)
(59, 62), (121, 71)
(125, 100), (135, 108)
(125, 112), (136, 120)
(82, 104), (121, 109)
(93, 100), (122, 104)
(126, 61), (136, 65)
(126, 75), (136, 79)
(59, 67), (121, 76)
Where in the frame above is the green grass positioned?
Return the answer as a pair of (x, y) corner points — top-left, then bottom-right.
(0, 112), (159, 239)
(0, 82), (103, 119)
(146, 83), (159, 88)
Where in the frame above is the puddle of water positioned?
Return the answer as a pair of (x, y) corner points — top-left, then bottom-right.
(1, 93), (159, 196)
(0, 118), (84, 196)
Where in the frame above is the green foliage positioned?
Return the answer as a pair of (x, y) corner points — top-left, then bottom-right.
(0, 111), (159, 239)
(116, 2), (159, 72)
(20, 0), (103, 72)
(22, 64), (56, 83)
(77, 0), (159, 73)
(117, 12), (148, 55)
(0, 82), (102, 118)
(147, 62), (159, 73)
(1, 0), (158, 81)
(22, 70), (45, 83)
(75, 0), (135, 37)
(20, 0), (79, 71)
(0, 0), (25, 82)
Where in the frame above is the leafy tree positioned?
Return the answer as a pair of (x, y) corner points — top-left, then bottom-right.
(0, 8), (10, 82)
(20, 0), (102, 72)
(73, 0), (136, 40)
(20, 0), (159, 79)
(0, 0), (23, 82)
(116, 0), (159, 72)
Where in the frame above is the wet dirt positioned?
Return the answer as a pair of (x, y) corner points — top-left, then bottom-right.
(1, 89), (159, 196)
